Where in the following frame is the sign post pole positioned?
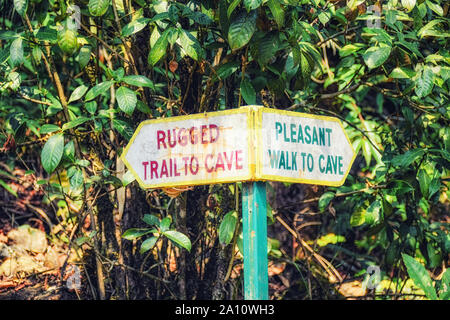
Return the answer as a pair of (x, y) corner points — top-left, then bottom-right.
(242, 181), (268, 300)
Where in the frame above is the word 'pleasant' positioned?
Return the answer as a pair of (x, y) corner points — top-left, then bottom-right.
(275, 122), (332, 146)
(142, 150), (244, 180)
(157, 124), (219, 149)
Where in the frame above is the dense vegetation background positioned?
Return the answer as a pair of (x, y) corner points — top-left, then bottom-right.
(0, 0), (448, 300)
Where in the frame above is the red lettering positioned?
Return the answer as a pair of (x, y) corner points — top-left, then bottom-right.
(223, 152), (233, 170)
(215, 153), (225, 171)
(174, 158), (181, 176)
(236, 150), (243, 170)
(150, 161), (158, 179)
(205, 154), (214, 173)
(142, 161), (149, 180)
(182, 157), (190, 175)
(178, 128), (187, 146)
(160, 160), (168, 177)
(189, 127), (198, 144)
(190, 156), (199, 175)
(167, 129), (177, 148)
(201, 125), (208, 144)
(157, 131), (166, 150)
(209, 124), (219, 143)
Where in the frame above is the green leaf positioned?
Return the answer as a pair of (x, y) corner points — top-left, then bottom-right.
(57, 29), (78, 54)
(40, 124), (61, 134)
(116, 86), (137, 115)
(160, 217), (171, 232)
(240, 78), (256, 105)
(401, 0), (416, 12)
(415, 66), (435, 98)
(122, 17), (150, 37)
(244, 0), (262, 11)
(76, 46), (92, 69)
(14, 0), (28, 17)
(140, 236), (158, 254)
(10, 37), (24, 66)
(439, 269), (450, 300)
(179, 29), (203, 61)
(41, 134), (64, 174)
(363, 44), (391, 69)
(162, 230), (191, 252)
(350, 206), (366, 227)
(0, 179), (18, 197)
(148, 29), (169, 66)
(85, 101), (97, 115)
(418, 169), (431, 199)
(219, 210), (238, 245)
(88, 0), (110, 16)
(215, 61), (240, 80)
(402, 253), (438, 300)
(113, 119), (133, 141)
(389, 67), (416, 79)
(121, 170), (136, 186)
(85, 81), (114, 101)
(318, 192), (334, 212)
(227, 0), (241, 18)
(228, 11), (257, 51)
(68, 85), (89, 104)
(69, 167), (83, 190)
(36, 27), (58, 43)
(122, 228), (155, 240)
(267, 0), (284, 28)
(62, 117), (90, 131)
(122, 75), (154, 89)
(391, 148), (425, 167)
(426, 1), (443, 16)
(365, 199), (382, 225)
(142, 214), (160, 227)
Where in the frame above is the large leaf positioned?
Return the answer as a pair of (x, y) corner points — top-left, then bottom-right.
(228, 11), (257, 51)
(121, 17), (150, 37)
(142, 214), (160, 227)
(148, 29), (169, 66)
(219, 211), (238, 245)
(267, 0), (284, 28)
(84, 81), (114, 101)
(415, 66), (435, 98)
(122, 228), (155, 240)
(122, 75), (154, 89)
(41, 134), (64, 174)
(68, 85), (89, 104)
(162, 230), (191, 252)
(240, 78), (256, 105)
(244, 0), (262, 11)
(402, 0), (416, 11)
(140, 236), (158, 254)
(116, 86), (137, 115)
(391, 148), (425, 167)
(402, 253), (437, 300)
(10, 37), (24, 66)
(88, 0), (110, 16)
(179, 29), (203, 61)
(363, 44), (391, 69)
(14, 0), (28, 17)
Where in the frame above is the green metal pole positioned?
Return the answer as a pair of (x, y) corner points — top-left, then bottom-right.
(242, 181), (268, 300)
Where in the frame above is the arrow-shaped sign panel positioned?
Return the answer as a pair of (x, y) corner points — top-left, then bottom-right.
(122, 108), (253, 189)
(256, 108), (356, 186)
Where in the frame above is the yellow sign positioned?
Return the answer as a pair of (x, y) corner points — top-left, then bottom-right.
(121, 106), (356, 188)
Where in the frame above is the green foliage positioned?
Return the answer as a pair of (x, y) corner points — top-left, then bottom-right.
(0, 0), (448, 300)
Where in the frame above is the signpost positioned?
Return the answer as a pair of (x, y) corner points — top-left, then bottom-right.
(122, 106), (356, 300)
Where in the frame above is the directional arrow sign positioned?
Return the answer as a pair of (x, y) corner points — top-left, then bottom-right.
(122, 106), (355, 188)
(121, 108), (254, 189)
(255, 108), (356, 186)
